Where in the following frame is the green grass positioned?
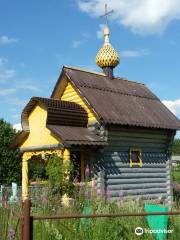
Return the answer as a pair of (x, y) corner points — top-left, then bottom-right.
(31, 197), (180, 240)
(1, 193), (180, 240)
(0, 204), (21, 240)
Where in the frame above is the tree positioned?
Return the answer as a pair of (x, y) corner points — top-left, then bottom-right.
(29, 159), (47, 181)
(0, 119), (21, 184)
(172, 139), (180, 155)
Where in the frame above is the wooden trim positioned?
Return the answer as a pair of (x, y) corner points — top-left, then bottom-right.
(130, 147), (142, 167)
(20, 144), (65, 153)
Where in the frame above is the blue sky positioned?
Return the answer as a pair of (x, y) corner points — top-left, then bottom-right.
(0, 0), (180, 136)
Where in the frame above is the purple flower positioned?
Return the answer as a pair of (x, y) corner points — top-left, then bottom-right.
(106, 189), (111, 199)
(119, 191), (124, 198)
(34, 181), (40, 188)
(99, 187), (105, 197)
(85, 164), (90, 179)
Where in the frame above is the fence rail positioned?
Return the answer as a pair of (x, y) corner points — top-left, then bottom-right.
(32, 211), (180, 220)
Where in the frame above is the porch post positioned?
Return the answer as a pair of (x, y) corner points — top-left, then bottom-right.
(63, 148), (70, 162)
(62, 148), (71, 206)
(22, 153), (30, 201)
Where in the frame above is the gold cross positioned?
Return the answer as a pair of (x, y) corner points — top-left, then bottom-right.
(100, 4), (114, 25)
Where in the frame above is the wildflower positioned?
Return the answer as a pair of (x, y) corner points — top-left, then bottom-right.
(119, 191), (124, 198)
(106, 189), (111, 199)
(8, 227), (15, 240)
(85, 164), (90, 179)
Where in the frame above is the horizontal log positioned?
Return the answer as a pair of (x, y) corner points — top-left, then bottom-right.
(104, 162), (167, 168)
(106, 173), (167, 178)
(104, 147), (166, 153)
(108, 139), (167, 149)
(109, 188), (167, 197)
(104, 167), (167, 174)
(111, 193), (168, 201)
(108, 127), (169, 135)
(107, 183), (167, 191)
(106, 178), (167, 185)
(108, 136), (167, 144)
(104, 152), (167, 157)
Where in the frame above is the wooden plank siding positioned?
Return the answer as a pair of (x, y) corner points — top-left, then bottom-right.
(61, 82), (97, 124)
(93, 126), (175, 203)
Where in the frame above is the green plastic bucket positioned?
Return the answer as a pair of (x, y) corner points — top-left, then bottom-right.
(80, 202), (92, 225)
(145, 204), (169, 240)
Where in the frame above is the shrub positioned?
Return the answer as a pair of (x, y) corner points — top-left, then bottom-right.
(46, 154), (74, 198)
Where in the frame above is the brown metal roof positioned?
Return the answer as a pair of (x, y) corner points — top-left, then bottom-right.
(47, 125), (107, 146)
(13, 97), (105, 148)
(21, 97), (88, 131)
(52, 66), (180, 130)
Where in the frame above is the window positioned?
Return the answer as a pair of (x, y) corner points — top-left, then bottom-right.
(130, 148), (142, 167)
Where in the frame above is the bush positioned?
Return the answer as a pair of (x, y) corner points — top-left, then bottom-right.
(46, 154), (74, 198)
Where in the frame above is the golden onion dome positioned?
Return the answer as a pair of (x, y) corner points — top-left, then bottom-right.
(96, 25), (120, 68)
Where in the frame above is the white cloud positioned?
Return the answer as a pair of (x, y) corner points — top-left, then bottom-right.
(162, 99), (180, 139)
(0, 58), (8, 67)
(97, 24), (104, 39)
(15, 81), (42, 92)
(0, 58), (16, 82)
(72, 40), (84, 48)
(0, 88), (16, 96)
(121, 49), (149, 58)
(0, 35), (18, 44)
(6, 97), (27, 106)
(20, 85), (41, 92)
(0, 69), (16, 82)
(72, 32), (90, 48)
(162, 99), (180, 117)
(13, 123), (22, 131)
(12, 114), (20, 119)
(77, 0), (180, 35)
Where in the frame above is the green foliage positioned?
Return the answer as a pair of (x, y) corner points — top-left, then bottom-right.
(172, 139), (180, 155)
(31, 196), (180, 240)
(29, 160), (47, 181)
(0, 119), (21, 184)
(1, 187), (180, 240)
(46, 154), (74, 197)
(172, 166), (180, 184)
(0, 203), (21, 240)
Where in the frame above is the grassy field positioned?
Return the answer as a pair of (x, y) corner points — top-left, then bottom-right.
(1, 192), (180, 240)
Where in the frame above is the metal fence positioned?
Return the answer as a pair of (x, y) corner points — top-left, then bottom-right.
(1, 199), (180, 240)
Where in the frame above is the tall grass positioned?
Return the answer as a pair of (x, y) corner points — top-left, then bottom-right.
(1, 185), (180, 240)
(32, 194), (180, 240)
(0, 205), (21, 240)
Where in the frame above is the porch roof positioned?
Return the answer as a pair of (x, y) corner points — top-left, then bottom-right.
(47, 125), (107, 146)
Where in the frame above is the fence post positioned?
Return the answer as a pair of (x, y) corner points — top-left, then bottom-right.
(20, 216), (23, 240)
(22, 198), (31, 240)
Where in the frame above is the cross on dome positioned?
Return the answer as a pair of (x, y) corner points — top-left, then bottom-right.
(96, 4), (120, 78)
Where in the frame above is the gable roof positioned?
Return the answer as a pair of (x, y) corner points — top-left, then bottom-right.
(12, 97), (106, 149)
(51, 66), (180, 130)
